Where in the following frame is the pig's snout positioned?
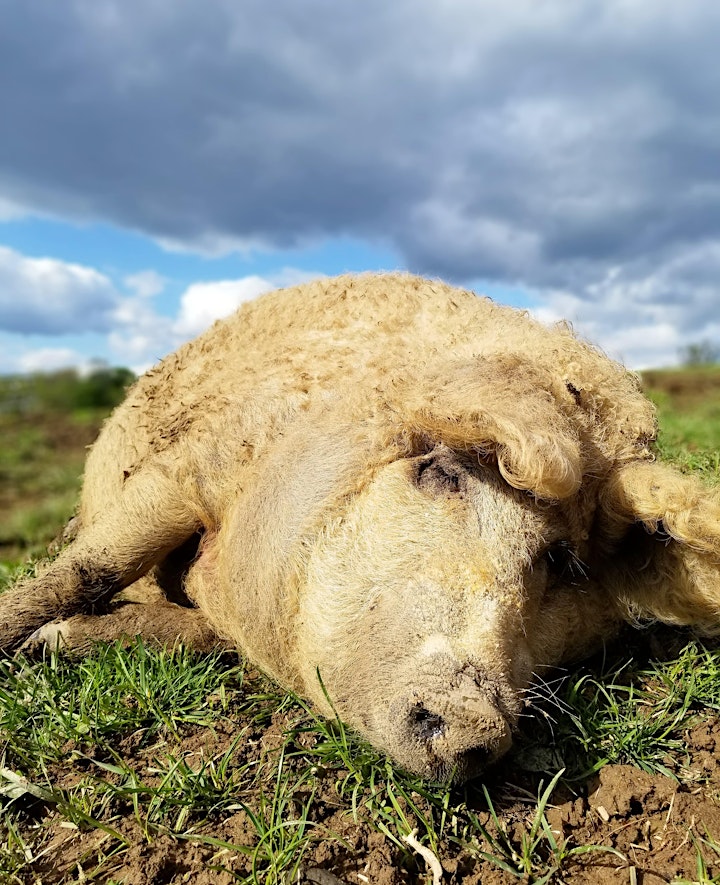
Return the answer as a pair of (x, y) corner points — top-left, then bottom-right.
(388, 664), (513, 782)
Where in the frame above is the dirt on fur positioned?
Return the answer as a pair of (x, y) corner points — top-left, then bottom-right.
(8, 678), (720, 885)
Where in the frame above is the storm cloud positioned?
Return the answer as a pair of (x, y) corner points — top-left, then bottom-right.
(0, 0), (718, 355)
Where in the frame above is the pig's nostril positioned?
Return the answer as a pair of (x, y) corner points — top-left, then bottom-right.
(411, 705), (446, 741)
(463, 745), (492, 774)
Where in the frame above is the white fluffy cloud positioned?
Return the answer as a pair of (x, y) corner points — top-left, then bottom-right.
(174, 276), (272, 337)
(531, 291), (685, 369)
(124, 270), (167, 299)
(0, 196), (25, 221)
(107, 295), (174, 369)
(526, 240), (720, 367)
(0, 247), (319, 374)
(17, 347), (90, 374)
(104, 270), (314, 373)
(0, 246), (118, 335)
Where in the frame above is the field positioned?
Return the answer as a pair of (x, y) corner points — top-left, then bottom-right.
(1, 367), (720, 884)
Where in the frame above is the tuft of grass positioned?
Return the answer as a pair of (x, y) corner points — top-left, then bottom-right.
(513, 640), (720, 781)
(0, 561), (34, 595)
(673, 832), (720, 884)
(0, 641), (245, 772)
(468, 770), (624, 883)
(235, 748), (320, 884)
(0, 815), (34, 884)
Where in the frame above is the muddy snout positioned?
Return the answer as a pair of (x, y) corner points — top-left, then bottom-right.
(386, 661), (514, 783)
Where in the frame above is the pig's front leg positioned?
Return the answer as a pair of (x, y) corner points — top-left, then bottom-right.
(20, 599), (230, 657)
(0, 464), (201, 653)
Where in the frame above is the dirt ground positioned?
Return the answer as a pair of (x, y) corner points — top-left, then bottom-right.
(12, 681), (720, 885)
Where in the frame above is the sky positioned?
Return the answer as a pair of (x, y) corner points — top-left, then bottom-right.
(1, 0), (719, 374)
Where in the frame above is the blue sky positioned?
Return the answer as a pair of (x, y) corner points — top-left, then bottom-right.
(0, 215), (536, 373)
(1, 1), (719, 373)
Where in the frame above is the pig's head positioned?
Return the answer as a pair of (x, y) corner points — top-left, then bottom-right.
(296, 441), (613, 782)
(283, 356), (617, 781)
(219, 354), (718, 782)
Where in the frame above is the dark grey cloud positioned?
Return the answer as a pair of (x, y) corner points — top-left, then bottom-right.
(2, 0), (720, 312)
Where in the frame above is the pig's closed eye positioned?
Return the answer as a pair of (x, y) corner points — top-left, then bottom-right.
(543, 541), (587, 584)
(416, 457), (462, 494)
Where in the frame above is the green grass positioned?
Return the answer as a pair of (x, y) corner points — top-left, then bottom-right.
(468, 771), (623, 883)
(517, 639), (720, 776)
(1, 365), (719, 882)
(644, 365), (720, 471)
(0, 367), (134, 565)
(4, 637), (720, 882)
(0, 642), (244, 770)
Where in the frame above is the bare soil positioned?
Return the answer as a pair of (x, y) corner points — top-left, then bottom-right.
(9, 669), (720, 885)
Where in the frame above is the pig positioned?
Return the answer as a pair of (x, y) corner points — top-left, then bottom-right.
(1, 273), (719, 783)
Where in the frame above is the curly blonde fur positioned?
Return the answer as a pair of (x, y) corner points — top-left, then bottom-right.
(1, 273), (717, 781)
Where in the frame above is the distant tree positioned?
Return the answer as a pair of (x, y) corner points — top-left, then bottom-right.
(73, 366), (136, 409)
(0, 366), (136, 415)
(680, 340), (720, 367)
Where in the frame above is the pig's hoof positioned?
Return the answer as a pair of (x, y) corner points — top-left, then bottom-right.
(18, 622), (69, 657)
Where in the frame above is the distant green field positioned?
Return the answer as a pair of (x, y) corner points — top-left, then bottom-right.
(0, 368), (134, 569)
(644, 364), (720, 474)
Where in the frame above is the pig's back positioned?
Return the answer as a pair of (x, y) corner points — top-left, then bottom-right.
(79, 273), (652, 523)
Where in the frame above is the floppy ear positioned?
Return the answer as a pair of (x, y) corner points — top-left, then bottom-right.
(600, 461), (720, 630)
(390, 354), (583, 500)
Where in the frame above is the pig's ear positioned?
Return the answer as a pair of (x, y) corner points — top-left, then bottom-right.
(599, 461), (720, 629)
(392, 355), (583, 500)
